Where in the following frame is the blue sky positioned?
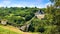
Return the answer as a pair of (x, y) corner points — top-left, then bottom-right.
(0, 0), (51, 8)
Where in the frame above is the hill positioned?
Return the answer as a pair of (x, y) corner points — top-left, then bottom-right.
(0, 25), (39, 34)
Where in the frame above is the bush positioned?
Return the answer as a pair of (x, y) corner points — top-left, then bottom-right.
(25, 15), (32, 21)
(28, 25), (35, 32)
(38, 27), (45, 33)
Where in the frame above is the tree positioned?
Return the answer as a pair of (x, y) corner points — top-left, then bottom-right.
(25, 15), (32, 21)
(49, 0), (60, 34)
(50, 0), (60, 8)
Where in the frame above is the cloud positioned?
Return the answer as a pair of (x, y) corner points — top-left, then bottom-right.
(0, 5), (2, 7)
(0, 0), (11, 7)
(35, 2), (51, 8)
(3, 0), (11, 4)
(38, 2), (51, 8)
(44, 2), (51, 8)
(0, 0), (51, 8)
(0, 0), (44, 8)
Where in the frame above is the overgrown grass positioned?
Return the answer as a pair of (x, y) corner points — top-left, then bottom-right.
(0, 25), (39, 34)
(0, 27), (19, 34)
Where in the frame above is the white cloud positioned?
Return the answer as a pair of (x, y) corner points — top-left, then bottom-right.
(0, 0), (51, 8)
(44, 2), (51, 8)
(0, 0), (11, 7)
(0, 5), (2, 7)
(37, 2), (51, 8)
(7, 4), (26, 8)
(0, 0), (28, 7)
(0, 0), (44, 7)
(3, 1), (11, 4)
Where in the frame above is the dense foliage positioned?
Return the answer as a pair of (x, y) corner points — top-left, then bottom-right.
(0, 7), (39, 26)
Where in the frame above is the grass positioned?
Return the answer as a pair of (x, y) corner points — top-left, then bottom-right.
(0, 25), (56, 34)
(0, 25), (22, 34)
(0, 25), (39, 34)
(0, 27), (20, 34)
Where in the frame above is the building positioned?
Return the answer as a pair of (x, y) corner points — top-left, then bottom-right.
(19, 24), (30, 32)
(35, 10), (45, 19)
(0, 19), (7, 25)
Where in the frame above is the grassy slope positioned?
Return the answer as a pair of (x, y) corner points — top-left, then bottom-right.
(0, 25), (39, 34)
(0, 27), (19, 34)
(0, 25), (56, 34)
(0, 25), (23, 34)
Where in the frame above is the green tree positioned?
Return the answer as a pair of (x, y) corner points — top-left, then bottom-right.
(25, 15), (32, 21)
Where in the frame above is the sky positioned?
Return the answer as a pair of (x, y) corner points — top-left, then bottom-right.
(0, 0), (51, 8)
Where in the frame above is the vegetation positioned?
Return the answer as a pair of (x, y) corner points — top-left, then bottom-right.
(0, 27), (19, 34)
(0, 0), (60, 34)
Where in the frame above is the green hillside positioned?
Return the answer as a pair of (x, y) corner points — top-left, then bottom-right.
(0, 27), (19, 34)
(0, 25), (39, 34)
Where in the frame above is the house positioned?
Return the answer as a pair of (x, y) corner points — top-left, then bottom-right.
(0, 19), (7, 25)
(19, 23), (31, 32)
(35, 10), (45, 19)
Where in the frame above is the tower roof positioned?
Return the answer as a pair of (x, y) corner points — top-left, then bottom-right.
(35, 10), (44, 15)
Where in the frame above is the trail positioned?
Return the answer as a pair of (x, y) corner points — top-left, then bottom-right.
(25, 16), (35, 25)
